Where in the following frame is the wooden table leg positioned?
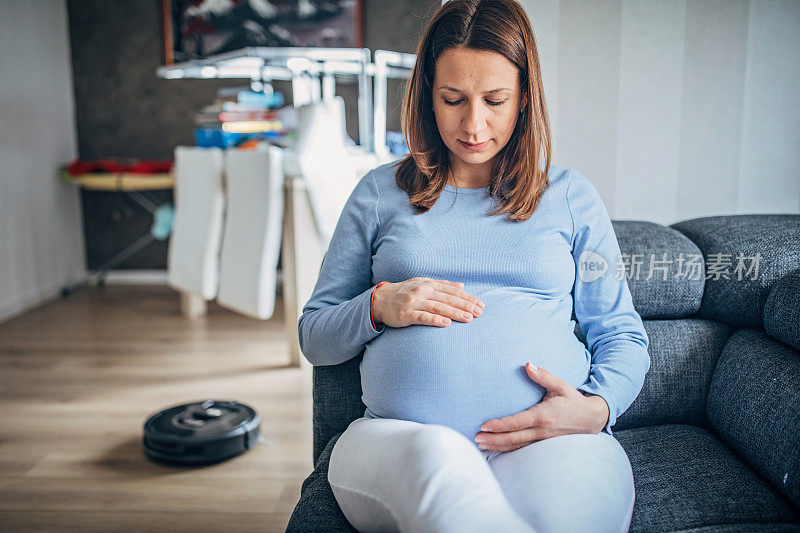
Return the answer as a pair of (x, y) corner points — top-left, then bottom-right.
(179, 291), (207, 319)
(282, 176), (325, 368)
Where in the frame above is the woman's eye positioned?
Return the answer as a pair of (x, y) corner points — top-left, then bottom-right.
(442, 99), (506, 106)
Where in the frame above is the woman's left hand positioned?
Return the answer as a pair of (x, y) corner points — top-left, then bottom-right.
(475, 362), (610, 452)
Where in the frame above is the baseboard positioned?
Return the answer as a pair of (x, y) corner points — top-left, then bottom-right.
(102, 269), (285, 288)
(103, 270), (169, 284)
(0, 270), (286, 326)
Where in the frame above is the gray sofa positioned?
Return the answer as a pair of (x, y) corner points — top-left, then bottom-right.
(287, 214), (800, 532)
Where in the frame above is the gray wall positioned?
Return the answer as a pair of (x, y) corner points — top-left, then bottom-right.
(0, 0), (83, 322)
(516, 0), (800, 224)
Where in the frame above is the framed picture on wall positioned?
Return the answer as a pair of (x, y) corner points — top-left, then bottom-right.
(161, 0), (364, 65)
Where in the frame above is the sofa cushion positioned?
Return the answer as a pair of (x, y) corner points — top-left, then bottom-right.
(612, 221), (705, 319)
(312, 356), (364, 467)
(290, 425), (800, 533)
(670, 215), (800, 328)
(617, 424), (800, 533)
(671, 525), (800, 532)
(614, 319), (735, 431)
(764, 269), (800, 351)
(286, 431), (357, 533)
(707, 328), (800, 508)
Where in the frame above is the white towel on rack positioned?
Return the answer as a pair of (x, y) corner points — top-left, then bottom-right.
(293, 97), (360, 250)
(216, 144), (285, 320)
(167, 146), (225, 300)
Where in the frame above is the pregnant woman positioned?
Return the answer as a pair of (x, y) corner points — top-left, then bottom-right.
(298, 0), (650, 531)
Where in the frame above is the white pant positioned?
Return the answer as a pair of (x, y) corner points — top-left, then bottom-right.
(329, 417), (635, 533)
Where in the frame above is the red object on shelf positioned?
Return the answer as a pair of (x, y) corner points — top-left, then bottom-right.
(66, 159), (173, 176)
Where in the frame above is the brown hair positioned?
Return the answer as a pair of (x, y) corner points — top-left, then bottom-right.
(394, 0), (551, 221)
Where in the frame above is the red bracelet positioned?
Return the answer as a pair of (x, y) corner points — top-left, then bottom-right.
(370, 281), (390, 330)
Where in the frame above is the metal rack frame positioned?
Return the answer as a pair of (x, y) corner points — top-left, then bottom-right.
(156, 46), (416, 154)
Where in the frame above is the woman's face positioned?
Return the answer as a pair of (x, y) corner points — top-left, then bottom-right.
(432, 46), (526, 184)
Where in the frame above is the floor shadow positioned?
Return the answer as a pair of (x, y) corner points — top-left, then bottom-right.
(96, 437), (253, 479)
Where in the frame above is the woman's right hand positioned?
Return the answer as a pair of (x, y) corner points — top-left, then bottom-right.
(371, 277), (485, 328)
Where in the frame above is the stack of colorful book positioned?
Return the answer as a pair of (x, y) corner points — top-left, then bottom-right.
(195, 90), (292, 148)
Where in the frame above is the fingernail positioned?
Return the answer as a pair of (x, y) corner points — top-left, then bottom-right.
(475, 437), (485, 443)
(473, 306), (482, 315)
(527, 362), (537, 371)
(477, 300), (485, 307)
(480, 425), (490, 432)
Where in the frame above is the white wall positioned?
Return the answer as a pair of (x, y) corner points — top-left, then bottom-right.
(450, 0), (800, 224)
(0, 0), (85, 323)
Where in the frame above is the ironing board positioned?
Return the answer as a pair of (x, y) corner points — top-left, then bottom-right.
(59, 171), (175, 296)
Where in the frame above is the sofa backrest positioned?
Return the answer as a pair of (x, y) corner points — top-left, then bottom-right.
(310, 214), (800, 468)
(670, 215), (800, 328)
(675, 215), (800, 508)
(764, 270), (800, 351)
(601, 221), (730, 432)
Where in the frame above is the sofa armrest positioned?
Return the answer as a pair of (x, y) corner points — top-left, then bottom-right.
(707, 329), (800, 509)
(287, 432), (358, 533)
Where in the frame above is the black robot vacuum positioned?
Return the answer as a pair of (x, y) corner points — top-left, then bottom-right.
(143, 400), (261, 465)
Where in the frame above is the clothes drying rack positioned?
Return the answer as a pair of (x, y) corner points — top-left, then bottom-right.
(156, 46), (417, 154)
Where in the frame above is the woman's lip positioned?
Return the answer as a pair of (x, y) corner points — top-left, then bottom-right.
(459, 139), (490, 151)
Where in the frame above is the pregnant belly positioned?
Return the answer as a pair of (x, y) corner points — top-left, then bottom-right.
(360, 287), (592, 442)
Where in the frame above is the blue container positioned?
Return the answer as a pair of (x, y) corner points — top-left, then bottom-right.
(195, 127), (224, 148)
(196, 127), (255, 148)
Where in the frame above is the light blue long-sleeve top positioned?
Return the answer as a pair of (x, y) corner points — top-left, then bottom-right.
(298, 159), (650, 441)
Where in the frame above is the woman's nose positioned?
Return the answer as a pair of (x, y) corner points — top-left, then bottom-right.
(461, 102), (488, 135)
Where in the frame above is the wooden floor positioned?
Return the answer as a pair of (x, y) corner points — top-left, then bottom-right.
(0, 284), (313, 532)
